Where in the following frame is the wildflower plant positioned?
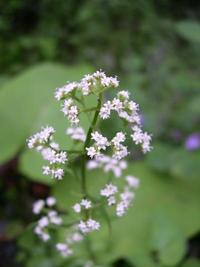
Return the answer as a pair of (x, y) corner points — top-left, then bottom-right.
(28, 70), (152, 263)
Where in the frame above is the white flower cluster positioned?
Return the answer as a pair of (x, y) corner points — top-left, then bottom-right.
(27, 126), (67, 180)
(73, 199), (92, 213)
(56, 228), (83, 258)
(111, 132), (129, 160)
(56, 243), (73, 257)
(55, 70), (119, 125)
(86, 131), (109, 158)
(78, 219), (100, 234)
(100, 90), (152, 153)
(29, 70), (152, 260)
(33, 197), (62, 241)
(100, 175), (140, 217)
(61, 98), (79, 125)
(87, 155), (127, 178)
(66, 126), (86, 142)
(27, 126), (55, 149)
(100, 183), (118, 206)
(55, 70), (119, 100)
(72, 199), (100, 234)
(86, 131), (128, 161)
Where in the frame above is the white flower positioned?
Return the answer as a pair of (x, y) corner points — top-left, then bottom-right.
(50, 141), (60, 150)
(42, 165), (52, 176)
(100, 183), (118, 197)
(55, 151), (68, 164)
(112, 98), (123, 112)
(47, 210), (62, 225)
(78, 221), (88, 233)
(87, 219), (100, 231)
(87, 156), (127, 178)
(66, 127), (86, 142)
(33, 199), (44, 214)
(46, 196), (56, 207)
(80, 199), (92, 209)
(116, 201), (127, 217)
(73, 203), (81, 213)
(27, 126), (55, 149)
(100, 100), (113, 119)
(41, 149), (67, 164)
(61, 98), (79, 125)
(41, 232), (50, 242)
(113, 144), (129, 160)
(91, 131), (109, 150)
(112, 132), (126, 146)
(142, 132), (152, 153)
(107, 196), (116, 206)
(55, 82), (78, 100)
(86, 146), (99, 158)
(38, 216), (49, 228)
(56, 243), (73, 257)
(126, 175), (140, 188)
(78, 219), (100, 234)
(116, 187), (135, 217)
(117, 90), (129, 101)
(53, 168), (64, 180)
(67, 232), (83, 244)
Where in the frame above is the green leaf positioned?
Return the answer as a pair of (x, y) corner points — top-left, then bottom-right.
(170, 149), (200, 180)
(175, 20), (200, 43)
(53, 163), (200, 267)
(150, 212), (186, 266)
(146, 143), (174, 172)
(0, 63), (93, 164)
(19, 150), (55, 185)
(181, 259), (200, 267)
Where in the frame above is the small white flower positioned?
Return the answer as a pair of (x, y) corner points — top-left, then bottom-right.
(117, 90), (129, 101)
(66, 127), (86, 142)
(73, 203), (81, 213)
(126, 175), (140, 188)
(107, 196), (116, 206)
(100, 100), (113, 119)
(78, 221), (88, 233)
(112, 132), (126, 146)
(67, 232), (83, 244)
(87, 219), (100, 231)
(42, 165), (52, 176)
(41, 232), (50, 242)
(91, 131), (109, 150)
(80, 199), (92, 209)
(56, 243), (73, 257)
(53, 168), (64, 180)
(116, 201), (127, 217)
(46, 196), (56, 207)
(113, 144), (129, 160)
(33, 199), (44, 214)
(38, 216), (49, 228)
(100, 183), (118, 197)
(78, 219), (100, 233)
(86, 146), (98, 158)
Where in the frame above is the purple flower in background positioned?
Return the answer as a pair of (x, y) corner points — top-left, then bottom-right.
(185, 133), (200, 151)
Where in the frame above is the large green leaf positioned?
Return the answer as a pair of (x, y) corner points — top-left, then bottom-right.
(150, 212), (186, 266)
(175, 20), (200, 43)
(181, 259), (200, 267)
(0, 63), (93, 164)
(170, 149), (200, 181)
(52, 162), (200, 265)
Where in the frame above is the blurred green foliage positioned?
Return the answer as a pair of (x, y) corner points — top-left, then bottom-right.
(0, 0), (200, 267)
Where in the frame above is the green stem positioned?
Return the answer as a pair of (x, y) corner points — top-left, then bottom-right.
(81, 95), (102, 197)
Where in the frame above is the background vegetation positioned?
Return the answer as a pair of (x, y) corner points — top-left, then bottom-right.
(0, 1), (200, 266)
